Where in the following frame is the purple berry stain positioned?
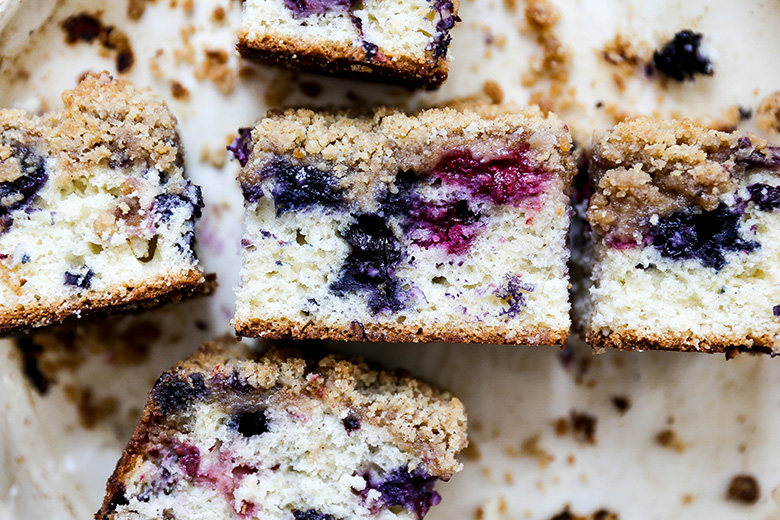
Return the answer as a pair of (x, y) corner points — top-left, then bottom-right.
(432, 148), (550, 207)
(361, 467), (442, 520)
(174, 444), (201, 479)
(652, 30), (713, 81)
(330, 214), (405, 314)
(228, 128), (253, 167)
(494, 274), (534, 318)
(407, 198), (482, 255)
(651, 203), (758, 271)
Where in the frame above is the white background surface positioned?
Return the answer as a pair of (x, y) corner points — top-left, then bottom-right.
(1, 0), (780, 519)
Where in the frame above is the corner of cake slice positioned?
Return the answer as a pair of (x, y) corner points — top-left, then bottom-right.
(236, 0), (459, 88)
(0, 71), (209, 335)
(96, 337), (468, 520)
(586, 117), (780, 353)
(231, 104), (575, 345)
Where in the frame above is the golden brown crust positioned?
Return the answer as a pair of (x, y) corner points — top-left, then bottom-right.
(237, 32), (448, 89)
(0, 271), (215, 336)
(97, 337), (468, 518)
(234, 316), (568, 347)
(586, 327), (778, 354)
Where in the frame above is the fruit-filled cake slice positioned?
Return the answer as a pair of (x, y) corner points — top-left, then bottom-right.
(236, 0), (459, 88)
(230, 105), (576, 345)
(0, 72), (208, 335)
(586, 117), (780, 353)
(97, 338), (468, 520)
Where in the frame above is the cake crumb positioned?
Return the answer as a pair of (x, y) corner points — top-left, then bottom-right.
(61, 13), (135, 73)
(461, 439), (482, 460)
(757, 91), (780, 134)
(200, 144), (227, 168)
(570, 411), (597, 444)
(519, 434), (553, 468)
(64, 385), (119, 429)
(726, 475), (760, 504)
(554, 411), (597, 444)
(682, 494), (695, 505)
(127, 0), (148, 20)
(211, 6), (226, 23)
(195, 48), (236, 95)
(611, 395), (631, 414)
(170, 80), (190, 100)
(483, 80), (504, 104)
(548, 505), (620, 520)
(655, 429), (685, 452)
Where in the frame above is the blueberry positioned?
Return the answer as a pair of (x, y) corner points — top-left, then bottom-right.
(283, 0), (353, 18)
(0, 146), (48, 227)
(292, 510), (334, 520)
(229, 410), (269, 437)
(265, 159), (342, 216)
(361, 467), (442, 520)
(652, 30), (713, 81)
(651, 203), (759, 270)
(227, 127), (253, 167)
(330, 214), (405, 314)
(342, 414), (361, 433)
(151, 372), (208, 415)
(747, 183), (780, 211)
(64, 266), (94, 289)
(154, 183), (204, 222)
(494, 275), (534, 318)
(773, 305), (780, 317)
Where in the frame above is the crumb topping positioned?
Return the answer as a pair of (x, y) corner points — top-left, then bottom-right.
(162, 338), (468, 478)
(587, 117), (780, 244)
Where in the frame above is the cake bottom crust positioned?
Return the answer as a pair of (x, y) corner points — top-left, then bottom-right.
(237, 33), (448, 89)
(234, 316), (568, 347)
(586, 327), (779, 355)
(0, 269), (215, 336)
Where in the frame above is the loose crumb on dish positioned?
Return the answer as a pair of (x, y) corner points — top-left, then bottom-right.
(726, 474), (760, 505)
(610, 395), (631, 414)
(757, 91), (780, 134)
(655, 429), (686, 452)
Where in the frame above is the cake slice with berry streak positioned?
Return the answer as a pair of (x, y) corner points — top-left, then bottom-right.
(236, 0), (459, 88)
(96, 337), (468, 520)
(0, 72), (210, 335)
(230, 105), (576, 345)
(586, 117), (780, 353)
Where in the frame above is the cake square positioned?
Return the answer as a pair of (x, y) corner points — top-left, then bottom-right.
(231, 105), (575, 345)
(0, 72), (209, 335)
(236, 0), (459, 88)
(586, 118), (780, 353)
(97, 338), (467, 520)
